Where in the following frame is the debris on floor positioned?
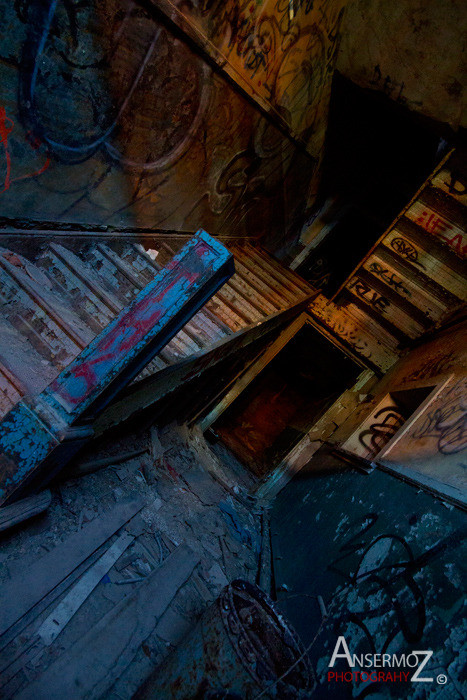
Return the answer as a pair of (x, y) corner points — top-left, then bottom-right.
(0, 422), (263, 699)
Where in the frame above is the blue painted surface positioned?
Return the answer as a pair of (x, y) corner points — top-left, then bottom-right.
(0, 402), (59, 501)
(0, 231), (233, 504)
(44, 230), (233, 419)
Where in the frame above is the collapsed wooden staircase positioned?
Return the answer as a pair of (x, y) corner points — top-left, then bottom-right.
(0, 233), (317, 435)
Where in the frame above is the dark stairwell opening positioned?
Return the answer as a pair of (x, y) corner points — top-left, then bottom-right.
(297, 72), (446, 297)
(210, 324), (362, 477)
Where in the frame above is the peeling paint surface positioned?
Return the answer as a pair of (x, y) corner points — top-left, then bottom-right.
(0, 401), (59, 501)
(271, 452), (467, 698)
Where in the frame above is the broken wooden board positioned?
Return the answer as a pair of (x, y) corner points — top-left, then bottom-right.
(0, 498), (144, 639)
(66, 449), (148, 478)
(0, 490), (51, 533)
(37, 531), (135, 646)
(17, 544), (199, 700)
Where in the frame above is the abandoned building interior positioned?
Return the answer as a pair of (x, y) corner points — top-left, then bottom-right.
(0, 0), (466, 698)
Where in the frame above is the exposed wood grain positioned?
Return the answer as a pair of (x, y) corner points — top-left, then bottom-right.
(0, 499), (144, 638)
(16, 544), (199, 700)
(0, 490), (52, 533)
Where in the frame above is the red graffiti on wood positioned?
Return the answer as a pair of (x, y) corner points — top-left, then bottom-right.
(415, 209), (466, 257)
(0, 106), (50, 194)
(50, 264), (201, 409)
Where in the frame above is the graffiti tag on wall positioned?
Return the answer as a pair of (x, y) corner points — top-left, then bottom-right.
(411, 378), (467, 455)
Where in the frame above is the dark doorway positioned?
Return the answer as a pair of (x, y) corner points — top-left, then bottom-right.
(212, 324), (362, 477)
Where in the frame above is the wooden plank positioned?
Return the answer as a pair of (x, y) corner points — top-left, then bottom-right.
(48, 244), (122, 315)
(342, 292), (412, 343)
(195, 306), (233, 337)
(190, 309), (229, 340)
(345, 274), (427, 338)
(343, 303), (401, 351)
(161, 334), (191, 361)
(200, 313), (307, 431)
(37, 532), (135, 646)
(230, 258), (286, 309)
(0, 355), (25, 419)
(219, 284), (263, 323)
(121, 243), (162, 276)
(382, 228), (467, 300)
(167, 327), (202, 356)
(0, 490), (51, 533)
(405, 198), (466, 259)
(0, 359), (25, 396)
(96, 243), (146, 291)
(174, 326), (205, 352)
(0, 255), (91, 349)
(231, 251), (294, 305)
(183, 315), (223, 345)
(38, 251), (116, 335)
(431, 168), (467, 206)
(226, 274), (276, 316)
(0, 318), (59, 404)
(362, 249), (449, 322)
(0, 546), (107, 656)
(17, 545), (199, 700)
(214, 289), (257, 325)
(0, 499), (144, 639)
(419, 186), (467, 226)
(4, 301), (76, 371)
(83, 247), (137, 303)
(206, 296), (245, 332)
(394, 218), (466, 275)
(66, 448), (147, 477)
(308, 295), (399, 372)
(238, 246), (301, 302)
(243, 243), (313, 295)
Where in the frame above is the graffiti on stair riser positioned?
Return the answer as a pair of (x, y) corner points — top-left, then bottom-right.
(389, 238), (426, 269)
(367, 262), (411, 298)
(347, 277), (391, 315)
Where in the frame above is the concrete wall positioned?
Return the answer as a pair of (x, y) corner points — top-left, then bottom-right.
(0, 0), (346, 253)
(337, 0), (466, 130)
(335, 320), (466, 447)
(337, 321), (467, 503)
(369, 320), (467, 393)
(1, 1), (464, 252)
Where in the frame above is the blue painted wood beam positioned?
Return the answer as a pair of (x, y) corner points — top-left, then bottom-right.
(0, 231), (234, 505)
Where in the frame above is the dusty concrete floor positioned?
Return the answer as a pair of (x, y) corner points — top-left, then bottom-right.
(0, 423), (263, 699)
